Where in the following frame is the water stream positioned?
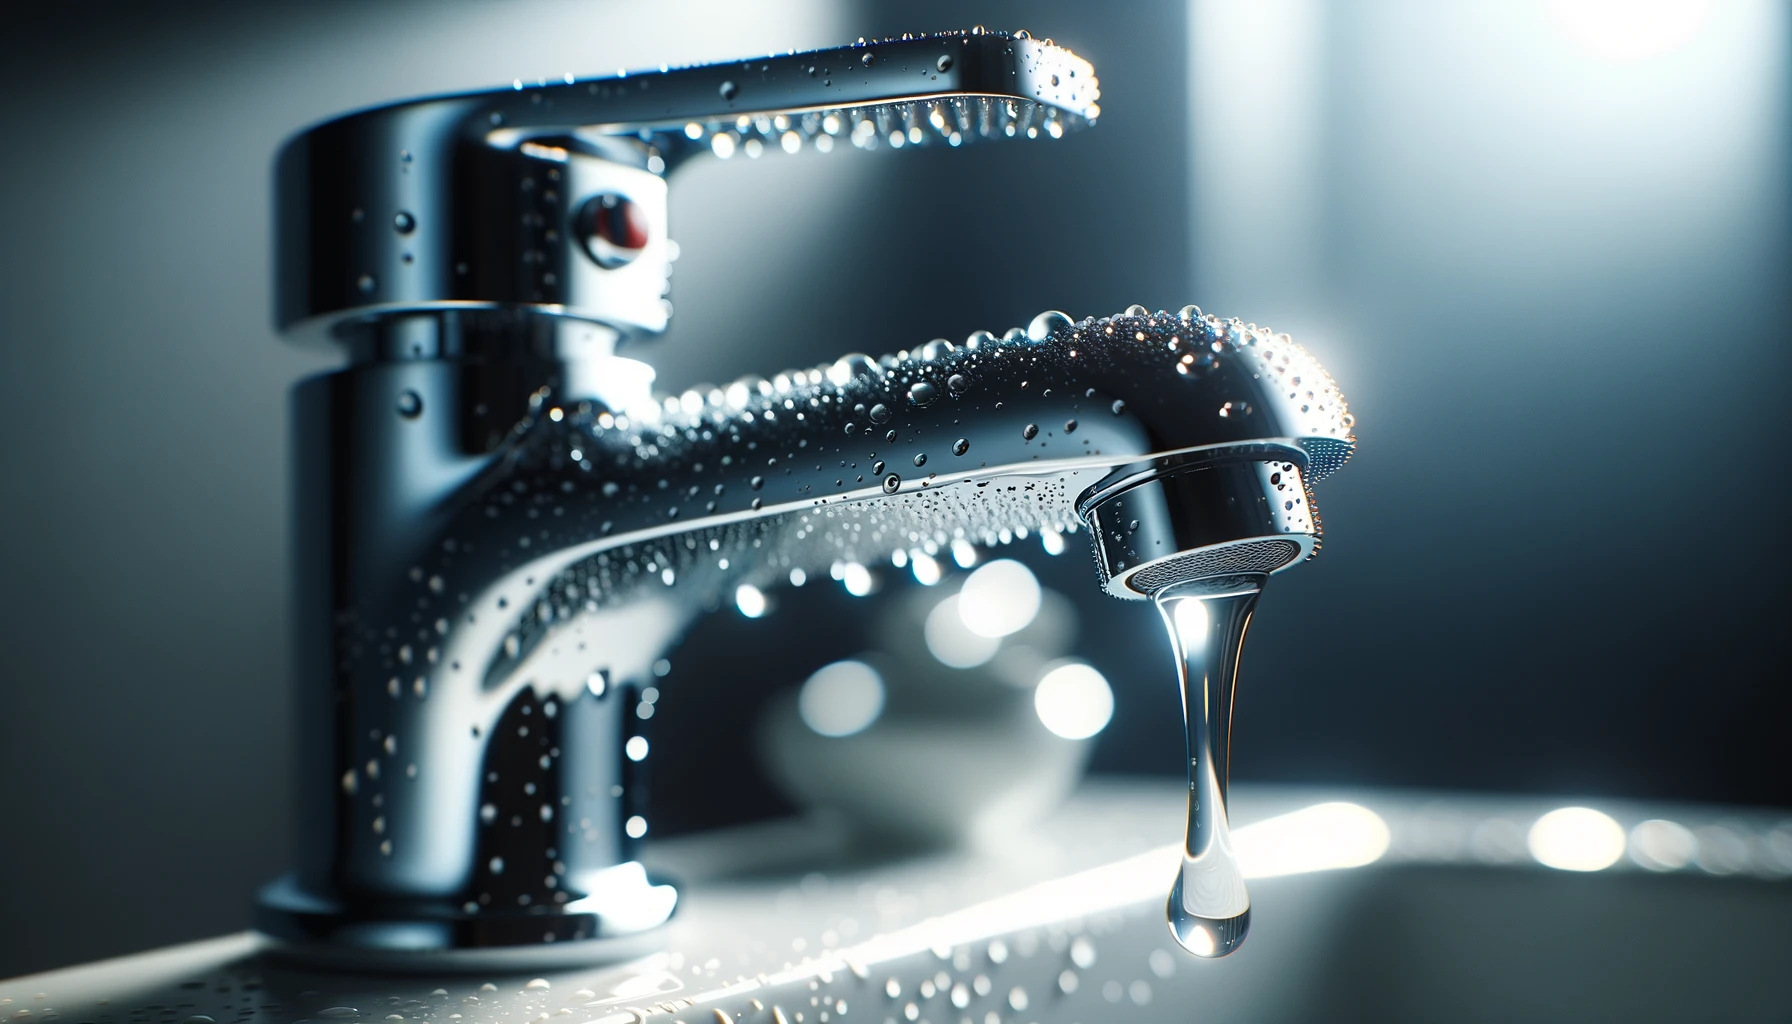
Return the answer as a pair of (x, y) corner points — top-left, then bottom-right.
(1154, 575), (1264, 958)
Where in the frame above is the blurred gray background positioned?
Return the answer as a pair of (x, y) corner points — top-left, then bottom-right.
(1, 0), (1786, 979)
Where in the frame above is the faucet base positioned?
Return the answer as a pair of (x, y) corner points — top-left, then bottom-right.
(254, 867), (677, 973)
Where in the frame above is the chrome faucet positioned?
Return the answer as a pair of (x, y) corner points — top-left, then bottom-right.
(256, 30), (1354, 969)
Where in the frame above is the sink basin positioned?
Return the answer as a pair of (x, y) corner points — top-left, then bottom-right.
(4, 783), (1786, 1023)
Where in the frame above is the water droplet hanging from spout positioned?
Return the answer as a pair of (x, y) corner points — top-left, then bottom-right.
(1154, 577), (1263, 958)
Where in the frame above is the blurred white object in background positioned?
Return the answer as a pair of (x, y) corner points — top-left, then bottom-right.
(957, 559), (1042, 638)
(797, 660), (885, 738)
(758, 562), (1109, 848)
(1032, 662), (1114, 741)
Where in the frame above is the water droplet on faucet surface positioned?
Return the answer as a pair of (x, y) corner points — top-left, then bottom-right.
(1026, 309), (1072, 342)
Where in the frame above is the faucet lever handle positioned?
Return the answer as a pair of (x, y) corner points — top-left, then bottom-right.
(275, 31), (1098, 340)
(485, 30), (1100, 157)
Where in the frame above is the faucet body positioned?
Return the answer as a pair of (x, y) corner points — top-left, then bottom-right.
(257, 303), (1351, 965)
(256, 31), (1353, 967)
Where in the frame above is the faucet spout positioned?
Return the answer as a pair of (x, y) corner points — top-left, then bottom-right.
(257, 303), (1353, 967)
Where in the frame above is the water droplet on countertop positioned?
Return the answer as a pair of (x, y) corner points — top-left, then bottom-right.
(907, 381), (937, 406)
(912, 453), (927, 467)
(948, 373), (969, 393)
(1022, 423), (1039, 440)
(1112, 399), (1127, 415)
(952, 438), (969, 456)
(882, 474), (901, 493)
(719, 81), (737, 100)
(393, 211), (416, 234)
(937, 54), (954, 72)
(869, 403), (891, 423)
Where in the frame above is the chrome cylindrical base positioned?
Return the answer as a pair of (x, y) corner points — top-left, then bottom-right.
(255, 864), (676, 973)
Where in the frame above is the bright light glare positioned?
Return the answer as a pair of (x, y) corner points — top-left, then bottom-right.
(560, 861), (674, 933)
(1234, 802), (1389, 878)
(957, 559), (1041, 638)
(911, 552), (942, 586)
(624, 735), (649, 762)
(1629, 818), (1696, 871)
(841, 562), (873, 597)
(798, 660), (885, 737)
(735, 584), (767, 618)
(1545, 0), (1718, 61)
(925, 595), (1000, 669)
(951, 538), (978, 568)
(827, 801), (1390, 979)
(1170, 597), (1209, 649)
(1033, 662), (1113, 740)
(1040, 529), (1066, 556)
(1529, 807), (1626, 871)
